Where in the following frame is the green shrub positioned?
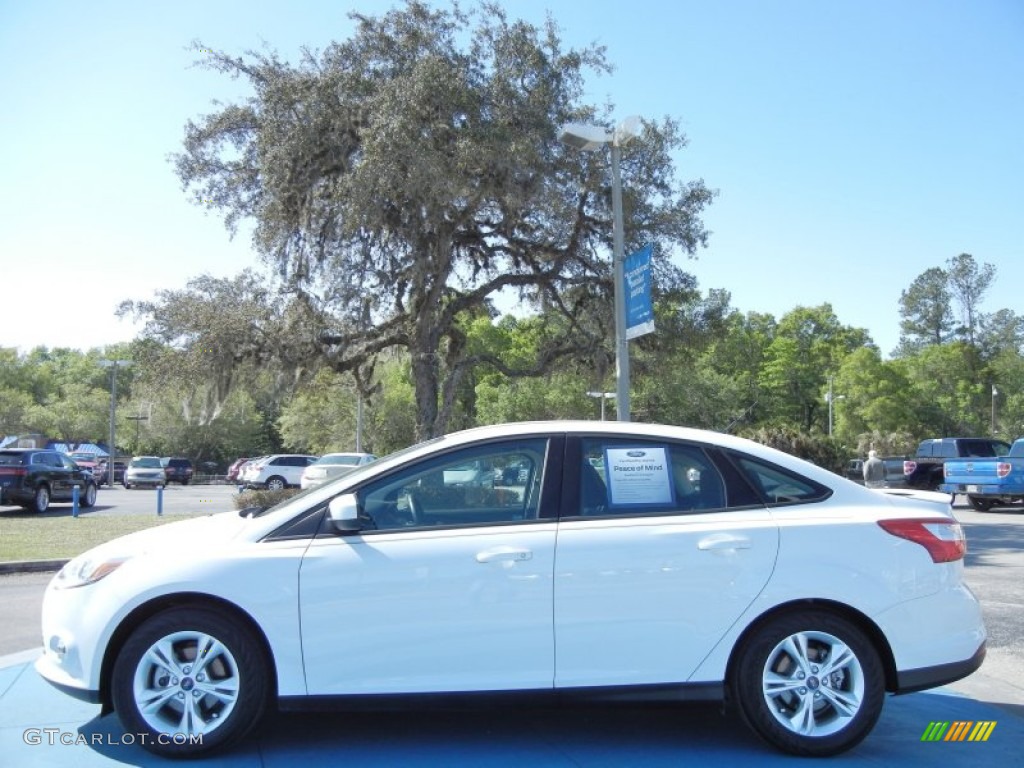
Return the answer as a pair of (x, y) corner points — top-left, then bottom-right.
(232, 487), (302, 511)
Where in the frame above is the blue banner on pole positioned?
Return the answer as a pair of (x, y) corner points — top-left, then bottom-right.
(624, 243), (655, 339)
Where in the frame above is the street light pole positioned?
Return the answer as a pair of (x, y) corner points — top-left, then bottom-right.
(586, 391), (615, 421)
(559, 117), (640, 422)
(826, 376), (845, 437)
(608, 142), (630, 422)
(99, 359), (132, 486)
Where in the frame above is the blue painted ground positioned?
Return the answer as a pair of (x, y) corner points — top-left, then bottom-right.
(1, 649), (1020, 767)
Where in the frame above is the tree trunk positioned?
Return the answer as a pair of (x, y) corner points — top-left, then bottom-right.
(411, 350), (441, 441)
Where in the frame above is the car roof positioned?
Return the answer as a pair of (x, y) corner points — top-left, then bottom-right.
(376, 420), (841, 486)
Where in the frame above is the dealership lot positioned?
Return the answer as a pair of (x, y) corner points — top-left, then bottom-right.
(1, 491), (1021, 765)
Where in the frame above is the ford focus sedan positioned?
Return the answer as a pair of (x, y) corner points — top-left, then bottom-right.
(36, 422), (985, 758)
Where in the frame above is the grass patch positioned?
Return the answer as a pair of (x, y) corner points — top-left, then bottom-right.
(0, 511), (210, 562)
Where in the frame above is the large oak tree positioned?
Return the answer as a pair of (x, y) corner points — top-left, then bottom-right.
(172, 0), (713, 439)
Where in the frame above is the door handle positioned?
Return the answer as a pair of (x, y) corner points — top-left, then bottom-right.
(697, 534), (752, 551)
(475, 547), (533, 563)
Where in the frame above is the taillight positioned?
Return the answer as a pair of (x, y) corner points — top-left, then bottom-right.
(903, 460), (917, 477)
(0, 467), (28, 477)
(878, 518), (966, 563)
(997, 462), (1011, 479)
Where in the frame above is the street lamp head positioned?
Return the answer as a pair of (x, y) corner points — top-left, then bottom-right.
(558, 116), (641, 151)
(98, 359), (133, 368)
(558, 123), (612, 152)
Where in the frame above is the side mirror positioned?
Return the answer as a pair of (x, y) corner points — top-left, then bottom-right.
(328, 493), (361, 534)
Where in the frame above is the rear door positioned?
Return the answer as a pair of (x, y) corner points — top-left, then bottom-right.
(553, 435), (778, 688)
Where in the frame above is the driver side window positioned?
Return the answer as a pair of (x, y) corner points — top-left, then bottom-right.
(357, 439), (548, 531)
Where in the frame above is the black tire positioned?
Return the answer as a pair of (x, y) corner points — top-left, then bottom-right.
(265, 476), (286, 491)
(32, 484), (50, 513)
(181, 479), (190, 486)
(967, 495), (996, 512)
(732, 611), (885, 757)
(80, 482), (97, 508)
(111, 606), (272, 757)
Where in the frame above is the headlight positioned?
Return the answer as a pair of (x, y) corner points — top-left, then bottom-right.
(54, 555), (128, 589)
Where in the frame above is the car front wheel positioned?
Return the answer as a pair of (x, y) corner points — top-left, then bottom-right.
(81, 483), (97, 508)
(732, 611), (884, 757)
(111, 606), (271, 757)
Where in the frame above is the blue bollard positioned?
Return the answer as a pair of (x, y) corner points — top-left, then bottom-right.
(157, 485), (163, 516)
(72, 485), (79, 518)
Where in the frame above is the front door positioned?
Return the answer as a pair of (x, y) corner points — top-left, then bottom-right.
(299, 437), (558, 695)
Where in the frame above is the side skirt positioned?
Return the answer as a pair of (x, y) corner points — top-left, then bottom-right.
(279, 682), (725, 713)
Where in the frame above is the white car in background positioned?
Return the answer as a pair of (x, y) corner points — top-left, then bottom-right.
(36, 421), (985, 758)
(300, 452), (377, 489)
(238, 454), (317, 490)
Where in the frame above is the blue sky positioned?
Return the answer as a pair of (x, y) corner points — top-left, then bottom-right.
(2, 0), (1021, 358)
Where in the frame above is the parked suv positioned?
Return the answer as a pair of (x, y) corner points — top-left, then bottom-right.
(239, 454), (317, 490)
(161, 457), (194, 485)
(0, 448), (98, 512)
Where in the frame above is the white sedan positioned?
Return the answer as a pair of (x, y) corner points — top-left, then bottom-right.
(299, 451), (377, 489)
(36, 421), (985, 758)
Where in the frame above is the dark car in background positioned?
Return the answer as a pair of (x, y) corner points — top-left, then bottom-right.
(161, 457), (194, 485)
(0, 448), (98, 512)
(845, 456), (912, 488)
(95, 460), (127, 486)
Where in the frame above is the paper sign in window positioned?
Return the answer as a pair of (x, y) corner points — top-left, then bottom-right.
(604, 446), (675, 507)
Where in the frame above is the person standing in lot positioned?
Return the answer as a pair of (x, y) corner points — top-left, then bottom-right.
(863, 449), (885, 488)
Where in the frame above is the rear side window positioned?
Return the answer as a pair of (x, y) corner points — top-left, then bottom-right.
(574, 438), (729, 517)
(730, 454), (832, 506)
(959, 439), (1009, 458)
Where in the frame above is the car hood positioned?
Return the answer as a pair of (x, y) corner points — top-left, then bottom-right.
(71, 511), (251, 564)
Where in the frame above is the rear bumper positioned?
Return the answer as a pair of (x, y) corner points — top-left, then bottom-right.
(940, 483), (1024, 497)
(895, 641), (986, 694)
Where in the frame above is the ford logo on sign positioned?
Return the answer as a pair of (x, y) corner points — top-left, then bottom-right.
(626, 450), (646, 458)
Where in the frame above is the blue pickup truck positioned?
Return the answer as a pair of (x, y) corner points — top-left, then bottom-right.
(940, 438), (1024, 511)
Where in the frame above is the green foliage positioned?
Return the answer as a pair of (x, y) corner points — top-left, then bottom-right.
(740, 426), (847, 475)
(233, 487), (302, 511)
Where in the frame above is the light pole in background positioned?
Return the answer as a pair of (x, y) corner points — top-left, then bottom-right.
(991, 384), (998, 435)
(559, 116), (640, 422)
(99, 359), (132, 486)
(586, 391), (615, 421)
(826, 376), (845, 438)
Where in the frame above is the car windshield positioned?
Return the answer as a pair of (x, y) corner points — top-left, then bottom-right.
(132, 457), (163, 468)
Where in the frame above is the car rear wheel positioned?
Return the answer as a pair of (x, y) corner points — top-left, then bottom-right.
(732, 611), (884, 756)
(265, 476), (286, 491)
(81, 483), (97, 508)
(111, 606), (271, 757)
(967, 495), (996, 512)
(31, 485), (50, 513)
